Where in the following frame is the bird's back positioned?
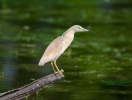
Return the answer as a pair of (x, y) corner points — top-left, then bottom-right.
(38, 36), (65, 66)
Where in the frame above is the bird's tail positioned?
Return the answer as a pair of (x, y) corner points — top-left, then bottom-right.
(38, 57), (45, 66)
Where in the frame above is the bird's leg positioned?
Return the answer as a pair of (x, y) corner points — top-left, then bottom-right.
(51, 62), (58, 74)
(54, 59), (64, 77)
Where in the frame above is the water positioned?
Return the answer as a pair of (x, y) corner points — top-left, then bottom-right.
(0, 0), (132, 100)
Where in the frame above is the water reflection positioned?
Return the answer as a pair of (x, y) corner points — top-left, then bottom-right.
(1, 62), (17, 89)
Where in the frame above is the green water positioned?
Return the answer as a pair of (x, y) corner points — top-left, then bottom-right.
(0, 0), (132, 100)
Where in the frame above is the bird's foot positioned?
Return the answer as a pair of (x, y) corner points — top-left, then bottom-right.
(54, 71), (64, 77)
(54, 71), (59, 74)
(58, 71), (64, 77)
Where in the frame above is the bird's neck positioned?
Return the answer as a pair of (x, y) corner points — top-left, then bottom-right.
(62, 30), (75, 37)
(62, 30), (75, 50)
(63, 30), (75, 43)
(62, 28), (75, 36)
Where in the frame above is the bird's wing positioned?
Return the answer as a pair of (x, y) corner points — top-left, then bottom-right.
(38, 36), (65, 66)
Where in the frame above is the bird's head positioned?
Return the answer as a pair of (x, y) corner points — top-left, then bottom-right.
(71, 25), (92, 33)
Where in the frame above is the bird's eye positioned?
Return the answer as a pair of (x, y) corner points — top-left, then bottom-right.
(79, 27), (82, 30)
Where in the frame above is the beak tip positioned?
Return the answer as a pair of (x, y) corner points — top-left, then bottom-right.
(83, 28), (93, 33)
(88, 30), (94, 33)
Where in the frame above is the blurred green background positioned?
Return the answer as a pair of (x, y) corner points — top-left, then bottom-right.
(0, 0), (132, 100)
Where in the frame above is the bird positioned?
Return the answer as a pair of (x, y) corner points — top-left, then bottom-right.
(38, 25), (92, 77)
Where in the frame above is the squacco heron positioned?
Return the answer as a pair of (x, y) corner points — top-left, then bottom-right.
(38, 25), (92, 77)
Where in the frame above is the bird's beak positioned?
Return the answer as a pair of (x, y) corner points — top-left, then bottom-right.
(83, 28), (93, 33)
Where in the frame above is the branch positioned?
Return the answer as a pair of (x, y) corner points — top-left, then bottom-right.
(0, 70), (64, 100)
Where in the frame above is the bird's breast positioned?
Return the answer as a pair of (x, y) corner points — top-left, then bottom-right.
(62, 34), (74, 51)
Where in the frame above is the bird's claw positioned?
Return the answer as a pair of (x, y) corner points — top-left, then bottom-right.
(54, 71), (64, 77)
(54, 71), (59, 74)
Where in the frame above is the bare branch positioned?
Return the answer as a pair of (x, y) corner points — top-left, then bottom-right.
(0, 71), (64, 100)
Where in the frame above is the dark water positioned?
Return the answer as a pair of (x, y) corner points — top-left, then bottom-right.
(0, 0), (132, 100)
